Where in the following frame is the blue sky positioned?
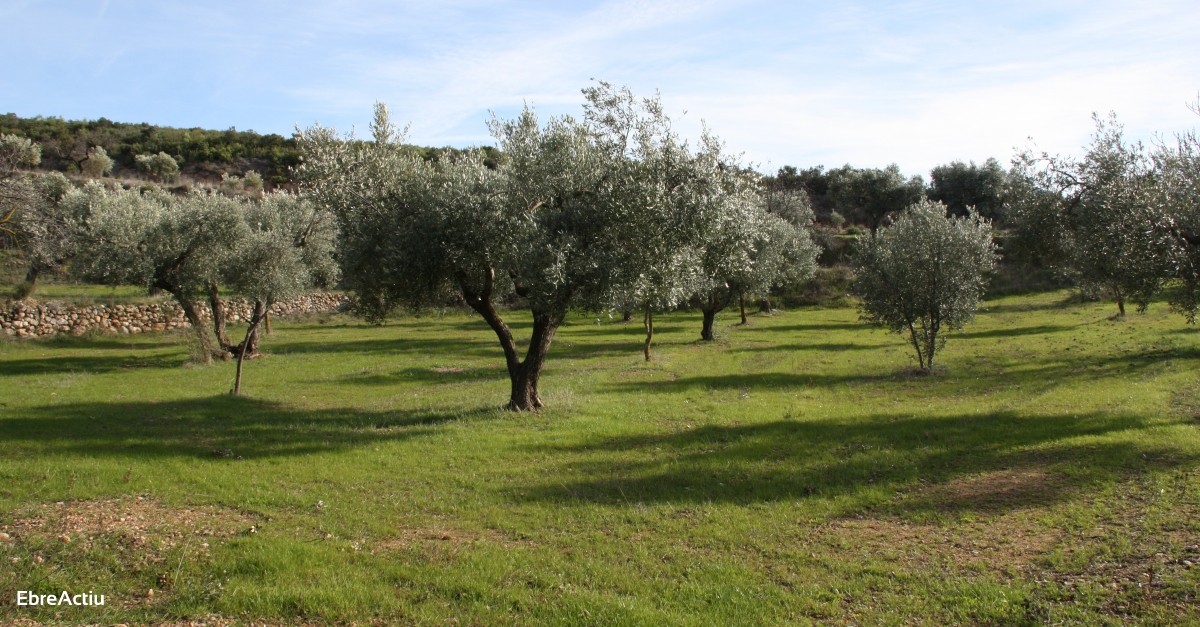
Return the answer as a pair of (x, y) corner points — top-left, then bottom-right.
(3, 0), (1197, 176)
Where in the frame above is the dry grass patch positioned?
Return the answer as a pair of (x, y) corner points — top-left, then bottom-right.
(3, 495), (258, 550)
(818, 512), (1061, 577)
(1, 496), (260, 611)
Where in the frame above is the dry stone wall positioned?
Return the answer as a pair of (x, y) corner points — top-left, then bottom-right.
(1, 293), (350, 339)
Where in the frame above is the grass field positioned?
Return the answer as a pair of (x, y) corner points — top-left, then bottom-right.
(1, 291), (1198, 625)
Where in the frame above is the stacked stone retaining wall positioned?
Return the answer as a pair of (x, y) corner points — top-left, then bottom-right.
(1, 293), (350, 339)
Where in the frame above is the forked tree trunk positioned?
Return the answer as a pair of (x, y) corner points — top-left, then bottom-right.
(700, 292), (726, 342)
(231, 299), (266, 396)
(508, 312), (560, 410)
(459, 268), (564, 411)
(643, 304), (654, 362)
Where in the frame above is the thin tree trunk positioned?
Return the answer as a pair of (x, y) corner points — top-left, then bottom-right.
(739, 293), (747, 325)
(759, 296), (771, 314)
(231, 299), (266, 396)
(23, 263), (40, 286)
(1117, 297), (1126, 317)
(643, 304), (654, 362)
(263, 311), (271, 335)
(907, 322), (926, 371)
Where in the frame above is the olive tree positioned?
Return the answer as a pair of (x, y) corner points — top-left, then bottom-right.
(70, 186), (249, 359)
(298, 84), (750, 409)
(1011, 114), (1173, 315)
(580, 85), (765, 359)
(726, 209), (819, 324)
(136, 152), (181, 183)
(224, 192), (334, 393)
(829, 164), (925, 236)
(854, 199), (997, 372)
(81, 146), (114, 179)
(928, 158), (1008, 222)
(1155, 121), (1200, 322)
(12, 172), (76, 297)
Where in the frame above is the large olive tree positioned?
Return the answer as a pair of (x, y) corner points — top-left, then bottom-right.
(1010, 114), (1174, 316)
(298, 85), (752, 409)
(854, 199), (997, 372)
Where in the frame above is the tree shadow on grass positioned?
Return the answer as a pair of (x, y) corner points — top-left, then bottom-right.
(0, 352), (186, 377)
(513, 410), (1195, 518)
(954, 324), (1076, 340)
(0, 395), (493, 460)
(604, 345), (1200, 397)
(737, 321), (865, 334)
(336, 365), (508, 386)
(739, 341), (878, 353)
(270, 335), (497, 359)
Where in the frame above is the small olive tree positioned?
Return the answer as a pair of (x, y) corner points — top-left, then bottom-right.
(136, 152), (181, 183)
(81, 146), (114, 178)
(854, 199), (997, 372)
(224, 192), (333, 394)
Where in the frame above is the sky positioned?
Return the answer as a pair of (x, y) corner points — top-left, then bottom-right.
(2, 0), (1198, 176)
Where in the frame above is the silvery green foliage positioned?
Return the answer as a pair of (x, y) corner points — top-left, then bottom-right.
(15, 172), (78, 272)
(729, 208), (820, 302)
(1, 134), (41, 230)
(1011, 114), (1173, 314)
(578, 83), (741, 314)
(136, 151), (181, 183)
(1154, 124), (1200, 322)
(71, 186), (249, 305)
(296, 121), (498, 319)
(81, 146), (114, 178)
(854, 199), (997, 371)
(233, 191), (339, 302)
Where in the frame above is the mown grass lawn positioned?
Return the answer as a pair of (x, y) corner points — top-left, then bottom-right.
(1, 290), (1198, 625)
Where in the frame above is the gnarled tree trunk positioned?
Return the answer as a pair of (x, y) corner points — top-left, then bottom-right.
(459, 267), (564, 411)
(207, 281), (234, 352)
(700, 292), (727, 341)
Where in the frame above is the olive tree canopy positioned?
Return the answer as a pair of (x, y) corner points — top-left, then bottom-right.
(854, 199), (997, 372)
(298, 83), (759, 409)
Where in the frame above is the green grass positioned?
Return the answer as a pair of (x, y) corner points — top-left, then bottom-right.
(1, 290), (1198, 625)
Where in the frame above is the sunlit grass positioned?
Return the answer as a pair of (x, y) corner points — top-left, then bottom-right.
(1, 290), (1198, 624)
